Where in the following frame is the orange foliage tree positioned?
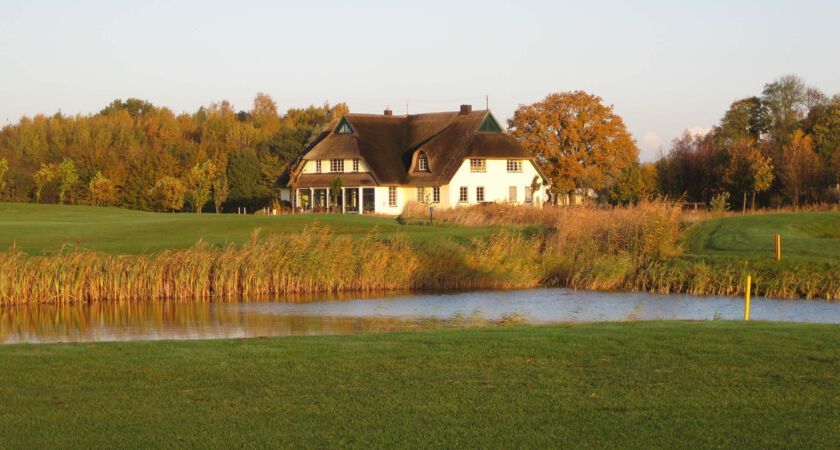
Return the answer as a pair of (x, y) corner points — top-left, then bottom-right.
(508, 91), (639, 203)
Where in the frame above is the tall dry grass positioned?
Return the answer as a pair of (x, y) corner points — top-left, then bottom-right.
(2, 202), (835, 304)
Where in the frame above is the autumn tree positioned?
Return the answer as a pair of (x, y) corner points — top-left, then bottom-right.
(211, 170), (229, 214)
(723, 139), (773, 212)
(186, 160), (217, 213)
(34, 163), (56, 203)
(149, 176), (186, 212)
(639, 163), (658, 201)
(777, 131), (821, 206)
(57, 158), (79, 204)
(89, 171), (118, 206)
(508, 91), (638, 203)
(0, 158), (8, 198)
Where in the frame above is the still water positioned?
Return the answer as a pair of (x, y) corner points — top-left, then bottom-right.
(2, 288), (839, 344)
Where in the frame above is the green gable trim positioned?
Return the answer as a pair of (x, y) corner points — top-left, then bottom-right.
(335, 117), (354, 134)
(478, 113), (503, 133)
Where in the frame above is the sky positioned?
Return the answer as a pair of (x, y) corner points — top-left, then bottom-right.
(1, 0), (839, 161)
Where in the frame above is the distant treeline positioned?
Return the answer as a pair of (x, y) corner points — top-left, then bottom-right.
(654, 75), (840, 210)
(0, 94), (346, 212)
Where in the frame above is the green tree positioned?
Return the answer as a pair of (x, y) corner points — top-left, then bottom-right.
(89, 171), (118, 206)
(329, 177), (344, 212)
(508, 91), (639, 203)
(149, 176), (186, 212)
(718, 97), (769, 143)
(762, 75), (810, 145)
(639, 163), (658, 200)
(226, 148), (265, 208)
(609, 164), (642, 206)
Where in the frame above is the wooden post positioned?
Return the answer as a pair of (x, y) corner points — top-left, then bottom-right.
(744, 275), (751, 321)
(775, 234), (781, 262)
(341, 187), (346, 214)
(358, 187), (363, 214)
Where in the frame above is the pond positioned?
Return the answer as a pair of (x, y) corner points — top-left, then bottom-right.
(1, 288), (838, 344)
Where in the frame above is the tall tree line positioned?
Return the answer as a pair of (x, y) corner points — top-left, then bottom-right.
(0, 94), (346, 212)
(656, 75), (840, 210)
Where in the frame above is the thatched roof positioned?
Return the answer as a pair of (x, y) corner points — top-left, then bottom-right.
(283, 108), (539, 187)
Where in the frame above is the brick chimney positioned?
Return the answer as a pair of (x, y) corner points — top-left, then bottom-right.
(384, 108), (393, 116)
(459, 104), (472, 115)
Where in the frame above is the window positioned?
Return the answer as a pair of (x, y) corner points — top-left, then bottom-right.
(330, 159), (344, 172)
(388, 187), (397, 207)
(418, 153), (429, 172)
(470, 158), (486, 173)
(459, 186), (468, 203)
(416, 187), (426, 202)
(506, 160), (522, 173)
(476, 186), (485, 202)
(352, 158), (360, 172)
(509, 186), (517, 202)
(336, 118), (353, 134)
(432, 187), (440, 203)
(315, 160), (322, 173)
(525, 187), (533, 203)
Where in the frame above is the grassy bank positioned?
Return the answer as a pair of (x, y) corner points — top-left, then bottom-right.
(0, 202), (491, 254)
(1, 322), (839, 448)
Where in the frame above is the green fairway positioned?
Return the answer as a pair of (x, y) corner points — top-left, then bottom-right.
(0, 202), (490, 254)
(0, 322), (838, 448)
(682, 211), (840, 268)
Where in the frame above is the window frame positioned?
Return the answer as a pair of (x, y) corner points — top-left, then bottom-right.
(476, 186), (485, 202)
(459, 186), (468, 203)
(352, 158), (360, 172)
(469, 158), (486, 173)
(388, 186), (397, 207)
(506, 159), (522, 173)
(508, 186), (517, 202)
(315, 160), (322, 173)
(330, 159), (344, 173)
(525, 187), (533, 203)
(432, 187), (440, 204)
(416, 187), (426, 203)
(417, 153), (430, 172)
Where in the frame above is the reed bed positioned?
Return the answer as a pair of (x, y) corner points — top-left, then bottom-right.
(2, 202), (836, 304)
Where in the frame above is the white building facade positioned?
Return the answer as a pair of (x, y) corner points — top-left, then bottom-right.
(279, 105), (549, 214)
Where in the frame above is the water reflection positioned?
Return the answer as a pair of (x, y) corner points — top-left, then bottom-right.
(1, 289), (838, 344)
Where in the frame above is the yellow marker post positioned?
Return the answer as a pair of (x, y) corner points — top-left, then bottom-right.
(775, 234), (781, 261)
(744, 275), (751, 321)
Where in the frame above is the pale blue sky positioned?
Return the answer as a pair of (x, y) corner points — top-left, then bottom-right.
(2, 0), (839, 160)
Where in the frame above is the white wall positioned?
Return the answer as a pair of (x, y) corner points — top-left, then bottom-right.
(444, 158), (545, 206)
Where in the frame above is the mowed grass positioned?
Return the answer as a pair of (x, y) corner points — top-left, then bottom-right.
(1, 322), (839, 449)
(0, 202), (491, 254)
(682, 211), (840, 269)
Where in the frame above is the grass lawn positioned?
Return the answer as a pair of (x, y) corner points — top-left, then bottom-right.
(681, 211), (840, 269)
(0, 202), (491, 254)
(0, 321), (838, 448)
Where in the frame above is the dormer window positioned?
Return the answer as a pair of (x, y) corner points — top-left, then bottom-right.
(335, 117), (353, 134)
(417, 153), (429, 172)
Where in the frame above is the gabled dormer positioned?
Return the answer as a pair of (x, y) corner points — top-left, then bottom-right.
(334, 117), (354, 135)
(477, 112), (503, 133)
